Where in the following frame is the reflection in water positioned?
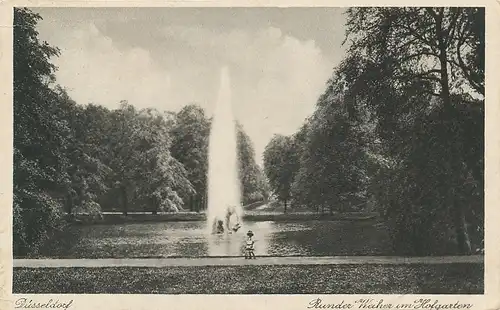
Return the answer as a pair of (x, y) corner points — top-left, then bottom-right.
(38, 219), (392, 258)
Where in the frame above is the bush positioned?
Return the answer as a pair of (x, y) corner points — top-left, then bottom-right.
(13, 190), (66, 256)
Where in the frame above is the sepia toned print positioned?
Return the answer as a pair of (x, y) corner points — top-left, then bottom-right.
(11, 6), (484, 294)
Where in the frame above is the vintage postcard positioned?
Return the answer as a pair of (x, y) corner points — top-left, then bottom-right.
(0, 1), (498, 310)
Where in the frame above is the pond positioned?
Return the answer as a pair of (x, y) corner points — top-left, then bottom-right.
(39, 219), (394, 258)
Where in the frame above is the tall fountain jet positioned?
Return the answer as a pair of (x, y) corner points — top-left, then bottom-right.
(207, 67), (243, 234)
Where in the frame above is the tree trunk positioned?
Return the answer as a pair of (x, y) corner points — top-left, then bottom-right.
(121, 186), (128, 216)
(196, 195), (201, 213)
(283, 200), (287, 213)
(152, 198), (158, 215)
(454, 199), (472, 254)
(435, 10), (470, 254)
(65, 194), (76, 223)
(66, 194), (73, 215)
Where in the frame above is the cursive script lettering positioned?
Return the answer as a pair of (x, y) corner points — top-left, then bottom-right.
(307, 299), (474, 310)
(413, 299), (473, 310)
(308, 298), (353, 309)
(15, 298), (73, 309)
(355, 299), (393, 309)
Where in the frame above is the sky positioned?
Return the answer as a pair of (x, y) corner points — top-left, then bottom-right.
(32, 7), (348, 164)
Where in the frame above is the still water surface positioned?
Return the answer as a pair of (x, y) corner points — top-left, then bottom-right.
(41, 220), (392, 258)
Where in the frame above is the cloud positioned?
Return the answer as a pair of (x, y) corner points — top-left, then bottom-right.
(160, 25), (333, 160)
(49, 23), (175, 111)
(46, 22), (334, 161)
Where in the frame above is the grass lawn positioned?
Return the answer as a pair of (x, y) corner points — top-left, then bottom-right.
(13, 263), (483, 294)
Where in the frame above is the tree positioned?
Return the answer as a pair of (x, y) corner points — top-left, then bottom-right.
(133, 108), (194, 213)
(55, 89), (110, 218)
(100, 102), (141, 215)
(336, 7), (484, 254)
(236, 122), (268, 205)
(13, 8), (79, 254)
(102, 102), (193, 215)
(263, 134), (299, 212)
(291, 93), (366, 215)
(170, 104), (210, 211)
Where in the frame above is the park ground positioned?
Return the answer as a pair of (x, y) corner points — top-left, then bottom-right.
(13, 263), (483, 294)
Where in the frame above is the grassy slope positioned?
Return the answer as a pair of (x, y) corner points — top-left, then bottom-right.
(13, 263), (483, 294)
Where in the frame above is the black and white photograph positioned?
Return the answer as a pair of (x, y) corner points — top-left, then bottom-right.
(10, 6), (485, 295)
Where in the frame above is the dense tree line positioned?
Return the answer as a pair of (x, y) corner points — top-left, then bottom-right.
(13, 8), (268, 255)
(263, 7), (484, 255)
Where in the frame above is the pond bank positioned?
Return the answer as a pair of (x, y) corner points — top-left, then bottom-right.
(14, 255), (484, 268)
(72, 211), (379, 225)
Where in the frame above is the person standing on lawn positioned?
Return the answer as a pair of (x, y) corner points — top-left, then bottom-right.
(245, 230), (256, 259)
